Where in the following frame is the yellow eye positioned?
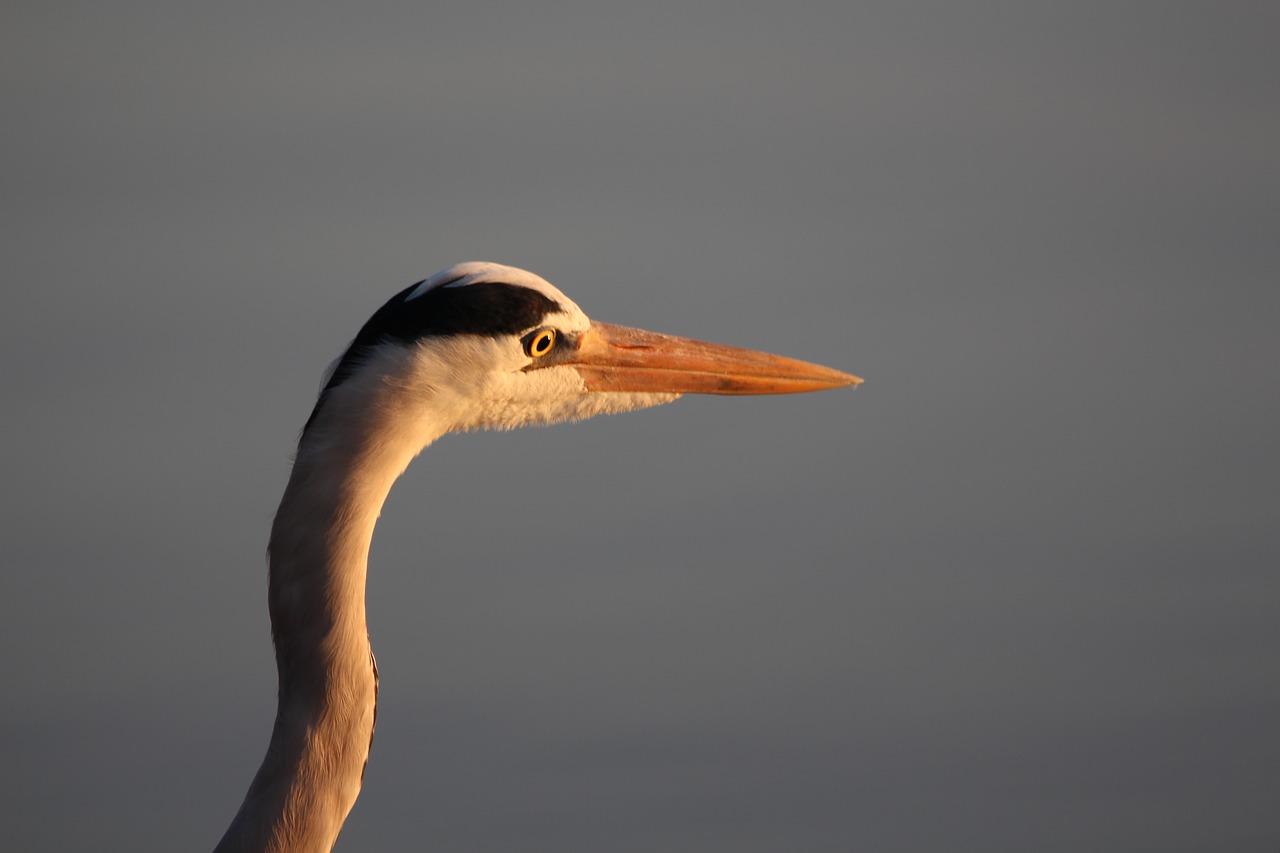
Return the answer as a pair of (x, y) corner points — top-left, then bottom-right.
(526, 328), (557, 358)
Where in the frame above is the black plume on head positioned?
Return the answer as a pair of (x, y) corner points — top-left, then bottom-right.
(301, 280), (564, 436)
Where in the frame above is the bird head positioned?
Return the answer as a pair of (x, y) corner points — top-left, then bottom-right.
(300, 262), (860, 451)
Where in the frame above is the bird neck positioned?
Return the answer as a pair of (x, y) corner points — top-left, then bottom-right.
(215, 400), (446, 853)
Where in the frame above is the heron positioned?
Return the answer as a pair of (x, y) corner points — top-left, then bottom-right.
(213, 262), (860, 852)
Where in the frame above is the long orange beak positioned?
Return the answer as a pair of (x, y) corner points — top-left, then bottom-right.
(568, 321), (862, 395)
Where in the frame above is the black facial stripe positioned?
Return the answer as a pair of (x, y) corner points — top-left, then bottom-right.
(298, 281), (564, 437)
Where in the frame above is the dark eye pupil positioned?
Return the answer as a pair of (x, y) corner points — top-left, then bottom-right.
(530, 330), (554, 355)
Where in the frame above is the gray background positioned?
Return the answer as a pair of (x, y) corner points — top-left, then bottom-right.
(3, 3), (1277, 851)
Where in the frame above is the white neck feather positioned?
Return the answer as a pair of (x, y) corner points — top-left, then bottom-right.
(214, 362), (450, 852)
(215, 337), (678, 852)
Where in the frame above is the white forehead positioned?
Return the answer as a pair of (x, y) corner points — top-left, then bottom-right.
(405, 261), (590, 331)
